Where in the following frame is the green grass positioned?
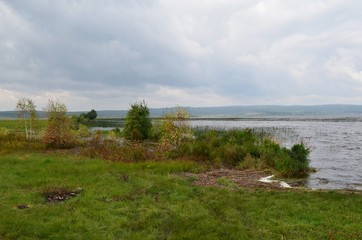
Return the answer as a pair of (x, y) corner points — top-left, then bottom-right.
(0, 119), (47, 132)
(0, 153), (361, 240)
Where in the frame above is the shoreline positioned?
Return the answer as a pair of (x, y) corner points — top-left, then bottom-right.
(182, 168), (362, 194)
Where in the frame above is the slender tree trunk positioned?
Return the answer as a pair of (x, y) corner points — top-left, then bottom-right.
(24, 120), (29, 140)
(29, 119), (33, 140)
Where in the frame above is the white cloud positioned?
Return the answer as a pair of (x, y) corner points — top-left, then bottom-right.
(0, 88), (22, 110)
(151, 85), (234, 107)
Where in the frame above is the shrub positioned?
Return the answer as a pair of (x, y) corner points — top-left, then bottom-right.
(290, 142), (310, 164)
(160, 107), (193, 150)
(124, 101), (152, 141)
(274, 142), (310, 177)
(43, 99), (76, 149)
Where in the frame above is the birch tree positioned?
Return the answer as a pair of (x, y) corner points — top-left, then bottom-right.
(16, 98), (38, 140)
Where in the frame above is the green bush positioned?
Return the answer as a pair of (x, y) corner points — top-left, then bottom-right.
(124, 101), (152, 141)
(274, 142), (310, 177)
(290, 142), (310, 164)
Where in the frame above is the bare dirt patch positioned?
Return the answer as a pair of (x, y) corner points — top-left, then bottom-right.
(183, 169), (282, 189)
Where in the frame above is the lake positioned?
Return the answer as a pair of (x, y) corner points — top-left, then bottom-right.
(190, 118), (362, 191)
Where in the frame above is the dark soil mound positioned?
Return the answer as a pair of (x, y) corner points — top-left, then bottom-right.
(43, 187), (83, 203)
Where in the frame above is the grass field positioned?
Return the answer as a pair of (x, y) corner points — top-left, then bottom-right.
(0, 152), (361, 240)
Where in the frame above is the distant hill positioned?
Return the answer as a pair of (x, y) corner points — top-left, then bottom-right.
(105, 105), (362, 118)
(1, 105), (362, 119)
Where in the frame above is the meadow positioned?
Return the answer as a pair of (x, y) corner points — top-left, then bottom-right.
(0, 119), (361, 239)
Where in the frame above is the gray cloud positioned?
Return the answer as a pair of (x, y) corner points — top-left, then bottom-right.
(1, 0), (362, 110)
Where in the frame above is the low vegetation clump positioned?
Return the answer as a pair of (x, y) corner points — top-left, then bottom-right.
(78, 127), (310, 178)
(167, 129), (310, 177)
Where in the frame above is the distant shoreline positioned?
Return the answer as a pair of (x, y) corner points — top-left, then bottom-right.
(3, 116), (362, 122)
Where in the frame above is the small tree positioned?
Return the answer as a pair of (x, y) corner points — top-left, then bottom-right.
(124, 101), (152, 141)
(43, 99), (76, 148)
(86, 109), (97, 120)
(160, 107), (193, 149)
(16, 97), (38, 140)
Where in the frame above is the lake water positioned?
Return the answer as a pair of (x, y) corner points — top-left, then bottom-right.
(190, 119), (362, 191)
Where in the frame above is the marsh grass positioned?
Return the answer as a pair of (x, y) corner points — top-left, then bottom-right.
(0, 153), (361, 239)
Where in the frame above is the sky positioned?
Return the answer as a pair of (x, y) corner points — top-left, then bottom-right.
(1, 0), (362, 111)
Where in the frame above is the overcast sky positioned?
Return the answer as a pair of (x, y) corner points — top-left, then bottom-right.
(1, 0), (362, 111)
